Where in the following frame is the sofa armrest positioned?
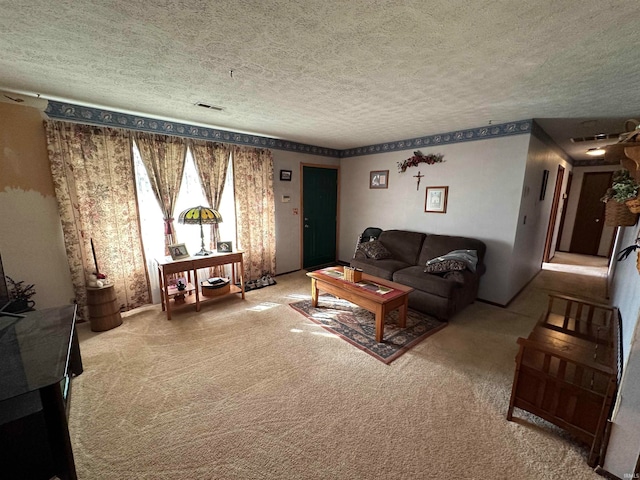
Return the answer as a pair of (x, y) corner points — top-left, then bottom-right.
(353, 250), (368, 261)
(476, 263), (487, 277)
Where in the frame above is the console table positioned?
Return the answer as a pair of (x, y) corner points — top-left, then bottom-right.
(0, 304), (83, 480)
(156, 251), (245, 320)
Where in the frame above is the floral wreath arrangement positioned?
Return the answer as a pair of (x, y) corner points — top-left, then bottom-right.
(397, 151), (444, 173)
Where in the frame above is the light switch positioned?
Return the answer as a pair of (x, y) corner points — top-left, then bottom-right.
(282, 195), (290, 203)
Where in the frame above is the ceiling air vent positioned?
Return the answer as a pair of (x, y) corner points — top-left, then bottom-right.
(194, 102), (224, 112)
(570, 133), (620, 143)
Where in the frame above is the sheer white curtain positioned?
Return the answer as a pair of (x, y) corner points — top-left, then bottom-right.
(133, 141), (165, 304)
(133, 142), (236, 303)
(217, 159), (236, 250)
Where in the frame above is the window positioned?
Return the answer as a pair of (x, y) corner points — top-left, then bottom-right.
(133, 142), (236, 303)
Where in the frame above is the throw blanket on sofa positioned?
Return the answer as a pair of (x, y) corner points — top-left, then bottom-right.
(426, 249), (478, 273)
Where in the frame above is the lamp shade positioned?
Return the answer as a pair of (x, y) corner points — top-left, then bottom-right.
(177, 206), (222, 256)
(178, 206), (222, 225)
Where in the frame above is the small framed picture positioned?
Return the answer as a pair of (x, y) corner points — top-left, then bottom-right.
(425, 186), (448, 213)
(217, 241), (232, 253)
(280, 170), (292, 181)
(168, 277), (187, 289)
(370, 170), (389, 189)
(169, 243), (190, 260)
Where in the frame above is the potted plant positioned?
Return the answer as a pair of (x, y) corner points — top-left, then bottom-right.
(4, 276), (36, 313)
(601, 170), (640, 226)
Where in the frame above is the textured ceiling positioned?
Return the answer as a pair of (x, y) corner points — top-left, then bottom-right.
(1, 0), (640, 158)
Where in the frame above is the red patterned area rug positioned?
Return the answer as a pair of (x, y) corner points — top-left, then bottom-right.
(289, 295), (447, 364)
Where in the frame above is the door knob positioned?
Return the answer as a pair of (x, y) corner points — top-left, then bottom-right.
(304, 224), (309, 228)
(595, 219), (600, 223)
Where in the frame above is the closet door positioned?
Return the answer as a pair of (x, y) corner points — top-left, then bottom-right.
(569, 171), (612, 255)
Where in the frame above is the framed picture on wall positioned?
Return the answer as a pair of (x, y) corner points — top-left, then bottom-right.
(280, 170), (292, 181)
(425, 186), (448, 213)
(370, 170), (389, 189)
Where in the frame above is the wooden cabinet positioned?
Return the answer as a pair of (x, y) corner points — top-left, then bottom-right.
(507, 294), (620, 467)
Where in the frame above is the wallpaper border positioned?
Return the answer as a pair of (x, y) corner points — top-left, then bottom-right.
(46, 101), (532, 158)
(341, 120), (532, 158)
(45, 101), (342, 157)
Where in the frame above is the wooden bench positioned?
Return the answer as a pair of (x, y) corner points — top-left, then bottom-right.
(507, 294), (621, 467)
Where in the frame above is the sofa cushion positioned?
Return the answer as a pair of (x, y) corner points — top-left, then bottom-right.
(425, 250), (478, 273)
(357, 240), (392, 260)
(350, 258), (411, 281)
(443, 271), (465, 283)
(378, 230), (426, 265)
(418, 235), (486, 274)
(424, 257), (467, 273)
(393, 266), (461, 298)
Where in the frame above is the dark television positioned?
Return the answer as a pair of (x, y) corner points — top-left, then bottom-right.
(0, 253), (23, 318)
(0, 253), (9, 306)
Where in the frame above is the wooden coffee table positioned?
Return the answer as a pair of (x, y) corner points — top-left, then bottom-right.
(306, 266), (414, 342)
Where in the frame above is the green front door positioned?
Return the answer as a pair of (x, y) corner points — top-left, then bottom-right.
(302, 166), (338, 269)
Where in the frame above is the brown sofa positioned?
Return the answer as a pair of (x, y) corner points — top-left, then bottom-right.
(350, 229), (486, 320)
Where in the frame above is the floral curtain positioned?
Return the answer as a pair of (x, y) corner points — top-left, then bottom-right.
(190, 140), (231, 249)
(44, 120), (151, 320)
(232, 146), (276, 281)
(134, 132), (187, 251)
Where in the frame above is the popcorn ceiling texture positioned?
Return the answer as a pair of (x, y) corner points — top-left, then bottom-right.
(1, 1), (640, 150)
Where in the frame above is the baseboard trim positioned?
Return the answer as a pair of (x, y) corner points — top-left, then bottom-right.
(594, 466), (623, 480)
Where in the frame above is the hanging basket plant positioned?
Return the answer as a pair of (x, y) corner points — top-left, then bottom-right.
(397, 151), (444, 173)
(626, 196), (640, 214)
(604, 200), (638, 227)
(601, 170), (640, 226)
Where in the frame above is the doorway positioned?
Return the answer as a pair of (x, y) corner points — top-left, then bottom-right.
(569, 171), (613, 255)
(301, 165), (339, 269)
(543, 166), (565, 262)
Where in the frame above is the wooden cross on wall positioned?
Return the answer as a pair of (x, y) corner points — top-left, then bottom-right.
(413, 171), (424, 191)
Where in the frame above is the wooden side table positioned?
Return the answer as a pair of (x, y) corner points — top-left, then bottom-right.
(156, 251), (245, 320)
(86, 284), (123, 331)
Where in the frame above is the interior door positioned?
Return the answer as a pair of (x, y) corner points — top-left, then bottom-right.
(569, 171), (612, 255)
(302, 166), (338, 268)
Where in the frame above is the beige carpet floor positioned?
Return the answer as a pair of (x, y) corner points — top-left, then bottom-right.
(70, 254), (609, 479)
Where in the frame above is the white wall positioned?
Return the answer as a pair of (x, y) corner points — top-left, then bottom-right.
(558, 164), (619, 255)
(272, 150), (339, 275)
(510, 134), (572, 300)
(338, 134), (531, 305)
(603, 221), (640, 478)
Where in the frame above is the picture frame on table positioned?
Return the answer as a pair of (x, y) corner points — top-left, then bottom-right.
(168, 276), (187, 289)
(425, 186), (448, 213)
(370, 170), (389, 189)
(169, 243), (190, 260)
(280, 170), (292, 181)
(217, 241), (233, 253)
